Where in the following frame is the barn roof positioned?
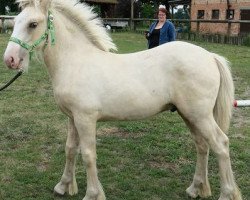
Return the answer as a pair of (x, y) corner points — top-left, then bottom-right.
(84, 0), (118, 4)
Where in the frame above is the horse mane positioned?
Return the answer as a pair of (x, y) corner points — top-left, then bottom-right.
(16, 0), (33, 8)
(16, 0), (117, 52)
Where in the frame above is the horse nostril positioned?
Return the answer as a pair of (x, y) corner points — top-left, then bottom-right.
(10, 56), (14, 63)
(4, 54), (22, 69)
(4, 55), (14, 67)
(9, 56), (15, 67)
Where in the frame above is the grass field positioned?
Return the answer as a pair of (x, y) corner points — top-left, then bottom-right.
(0, 32), (249, 200)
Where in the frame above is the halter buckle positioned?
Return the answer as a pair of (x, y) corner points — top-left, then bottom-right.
(49, 13), (54, 22)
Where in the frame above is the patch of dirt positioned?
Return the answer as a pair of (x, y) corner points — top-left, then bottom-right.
(1, 175), (12, 183)
(231, 77), (250, 138)
(231, 101), (250, 139)
(36, 157), (50, 172)
(148, 160), (179, 171)
(232, 108), (250, 130)
(36, 144), (52, 172)
(97, 127), (145, 139)
(242, 86), (250, 97)
(178, 157), (194, 165)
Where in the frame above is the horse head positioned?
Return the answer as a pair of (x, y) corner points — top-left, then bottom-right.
(4, 0), (53, 71)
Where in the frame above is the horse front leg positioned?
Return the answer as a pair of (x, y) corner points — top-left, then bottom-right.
(54, 118), (79, 196)
(74, 114), (106, 200)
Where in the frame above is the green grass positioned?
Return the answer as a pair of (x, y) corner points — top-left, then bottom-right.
(0, 32), (249, 200)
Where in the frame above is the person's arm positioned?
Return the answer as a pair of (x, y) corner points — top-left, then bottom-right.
(145, 23), (154, 40)
(168, 22), (176, 42)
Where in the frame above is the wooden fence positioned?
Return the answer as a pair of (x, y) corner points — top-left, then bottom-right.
(105, 18), (250, 46)
(1, 15), (250, 45)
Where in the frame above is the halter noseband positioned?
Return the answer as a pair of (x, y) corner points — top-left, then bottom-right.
(9, 10), (55, 60)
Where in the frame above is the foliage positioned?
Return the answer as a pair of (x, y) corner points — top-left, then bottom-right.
(140, 0), (169, 8)
(0, 0), (183, 18)
(114, 0), (131, 17)
(140, 3), (155, 18)
(115, 0), (141, 18)
(0, 32), (249, 200)
(174, 8), (189, 19)
(243, 34), (250, 47)
(139, 0), (175, 18)
(92, 5), (101, 17)
(115, 0), (170, 18)
(0, 0), (18, 15)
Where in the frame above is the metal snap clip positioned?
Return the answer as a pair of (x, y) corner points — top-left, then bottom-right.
(49, 14), (54, 22)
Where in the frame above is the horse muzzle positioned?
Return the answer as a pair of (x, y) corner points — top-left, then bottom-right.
(4, 44), (25, 70)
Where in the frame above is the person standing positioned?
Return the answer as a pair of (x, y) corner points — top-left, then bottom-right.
(146, 5), (176, 49)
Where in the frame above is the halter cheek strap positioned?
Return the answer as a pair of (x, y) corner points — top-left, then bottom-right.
(9, 10), (55, 61)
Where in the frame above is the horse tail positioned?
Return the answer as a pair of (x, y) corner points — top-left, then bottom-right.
(212, 53), (234, 133)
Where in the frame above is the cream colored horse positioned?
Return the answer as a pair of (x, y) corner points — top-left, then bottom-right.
(3, 0), (242, 200)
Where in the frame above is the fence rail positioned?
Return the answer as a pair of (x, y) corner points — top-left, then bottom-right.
(1, 16), (250, 45)
(104, 18), (250, 46)
(103, 18), (250, 30)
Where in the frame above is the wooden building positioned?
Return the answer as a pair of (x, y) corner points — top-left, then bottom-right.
(82, 0), (118, 18)
(191, 0), (250, 35)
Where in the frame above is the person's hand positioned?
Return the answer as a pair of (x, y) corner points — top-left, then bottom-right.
(145, 31), (150, 39)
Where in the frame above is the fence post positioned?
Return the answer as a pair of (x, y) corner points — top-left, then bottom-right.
(1, 17), (5, 33)
(130, 0), (134, 30)
(227, 21), (231, 35)
(196, 21), (200, 32)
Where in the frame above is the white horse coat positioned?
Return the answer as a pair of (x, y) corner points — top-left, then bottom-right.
(4, 0), (242, 200)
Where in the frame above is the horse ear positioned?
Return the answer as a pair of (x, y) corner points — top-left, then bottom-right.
(35, 0), (51, 13)
(16, 0), (31, 10)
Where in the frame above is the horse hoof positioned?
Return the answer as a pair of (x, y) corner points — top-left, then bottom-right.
(186, 186), (198, 198)
(54, 182), (66, 196)
(68, 180), (78, 196)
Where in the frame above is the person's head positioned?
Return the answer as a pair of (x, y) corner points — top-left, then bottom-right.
(158, 5), (167, 22)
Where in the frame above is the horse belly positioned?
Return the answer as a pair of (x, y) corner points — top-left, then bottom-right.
(98, 92), (172, 121)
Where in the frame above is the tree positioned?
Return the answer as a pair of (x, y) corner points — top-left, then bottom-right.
(0, 0), (18, 15)
(114, 0), (170, 18)
(114, 0), (130, 17)
(115, 0), (141, 18)
(137, 0), (171, 18)
(140, 3), (154, 18)
(174, 7), (189, 19)
(0, 0), (7, 14)
(140, 0), (170, 11)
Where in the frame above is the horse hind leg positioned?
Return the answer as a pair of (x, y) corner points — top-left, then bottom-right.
(186, 116), (242, 200)
(209, 125), (242, 200)
(181, 117), (212, 198)
(54, 118), (79, 196)
(186, 137), (211, 198)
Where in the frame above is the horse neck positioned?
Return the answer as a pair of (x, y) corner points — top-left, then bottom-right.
(43, 11), (97, 80)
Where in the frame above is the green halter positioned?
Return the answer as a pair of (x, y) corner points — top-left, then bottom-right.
(9, 10), (55, 60)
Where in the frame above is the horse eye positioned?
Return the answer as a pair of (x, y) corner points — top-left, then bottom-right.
(29, 22), (38, 28)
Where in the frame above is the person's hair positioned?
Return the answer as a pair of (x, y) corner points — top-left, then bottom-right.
(158, 7), (167, 15)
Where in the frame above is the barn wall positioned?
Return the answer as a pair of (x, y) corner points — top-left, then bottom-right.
(191, 0), (250, 35)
